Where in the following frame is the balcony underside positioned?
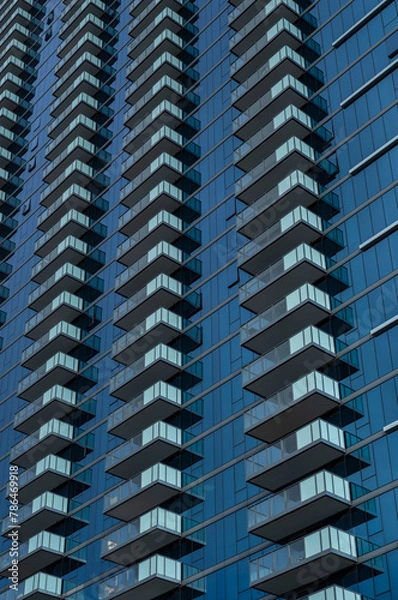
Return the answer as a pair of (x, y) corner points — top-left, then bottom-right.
(249, 493), (350, 543)
(239, 220), (321, 276)
(251, 551), (357, 596)
(104, 482), (202, 522)
(245, 388), (341, 444)
(235, 116), (313, 170)
(240, 259), (326, 313)
(233, 85), (308, 139)
(241, 300), (331, 356)
(102, 527), (181, 566)
(236, 151), (316, 204)
(105, 438), (182, 479)
(247, 440), (345, 492)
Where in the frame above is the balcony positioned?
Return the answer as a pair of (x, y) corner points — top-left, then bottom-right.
(48, 91), (113, 139)
(237, 171), (339, 236)
(105, 421), (201, 479)
(44, 137), (111, 183)
(17, 454), (91, 504)
(101, 508), (204, 565)
(242, 325), (351, 397)
(248, 471), (354, 542)
(119, 181), (200, 230)
(25, 292), (84, 340)
(244, 371), (347, 443)
(130, 0), (195, 36)
(39, 160), (109, 207)
(38, 184), (96, 228)
(108, 381), (202, 439)
(61, 0), (116, 25)
(231, 19), (305, 82)
(123, 101), (198, 152)
(2, 492), (68, 541)
(120, 153), (186, 207)
(34, 210), (98, 257)
(250, 527), (382, 595)
(27, 264), (96, 312)
(127, 31), (193, 81)
(16, 572), (64, 600)
(246, 419), (349, 491)
(241, 284), (338, 354)
(112, 308), (200, 365)
(115, 242), (200, 297)
(110, 344), (202, 400)
(239, 244), (330, 313)
(125, 54), (198, 105)
(229, 0), (310, 32)
(99, 555), (205, 600)
(59, 15), (118, 57)
(104, 463), (203, 521)
(21, 321), (83, 369)
(14, 385), (95, 435)
(46, 115), (111, 161)
(117, 212), (199, 267)
(236, 137), (336, 203)
(235, 104), (322, 170)
(17, 353), (80, 400)
(10, 419), (74, 468)
(124, 76), (188, 127)
(0, 531), (85, 579)
(239, 207), (324, 275)
(114, 274), (201, 331)
(233, 75), (322, 138)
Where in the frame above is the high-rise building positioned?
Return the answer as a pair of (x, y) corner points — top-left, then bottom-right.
(0, 0), (397, 599)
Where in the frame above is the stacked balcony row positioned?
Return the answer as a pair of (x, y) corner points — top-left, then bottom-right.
(103, 0), (205, 598)
(231, 0), (381, 598)
(0, 1), (121, 598)
(0, 0), (47, 350)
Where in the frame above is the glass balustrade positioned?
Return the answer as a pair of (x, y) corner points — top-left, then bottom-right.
(114, 274), (183, 322)
(37, 184), (93, 227)
(299, 586), (372, 600)
(0, 531), (67, 570)
(233, 75), (312, 129)
(117, 211), (184, 258)
(22, 573), (63, 598)
(113, 307), (199, 359)
(35, 209), (90, 252)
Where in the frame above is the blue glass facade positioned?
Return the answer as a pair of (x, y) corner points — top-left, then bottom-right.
(0, 0), (397, 599)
